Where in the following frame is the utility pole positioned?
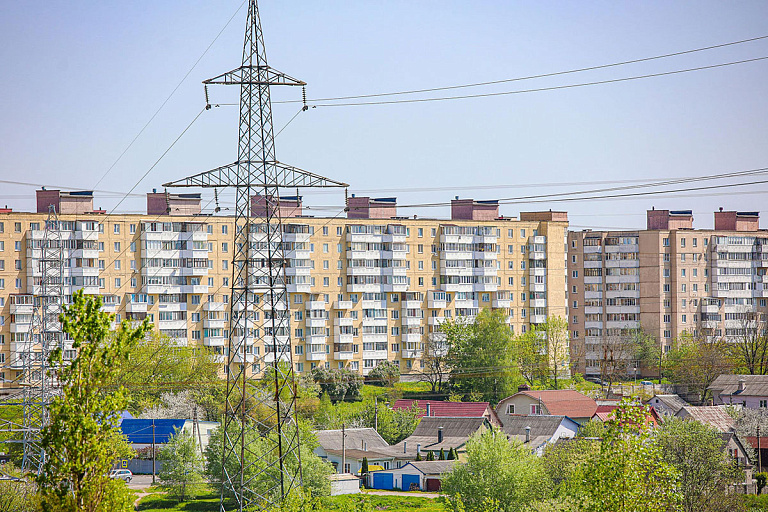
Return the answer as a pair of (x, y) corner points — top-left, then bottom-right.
(163, 1), (347, 508)
(374, 396), (378, 432)
(758, 424), (762, 472)
(341, 424), (346, 475)
(152, 419), (156, 484)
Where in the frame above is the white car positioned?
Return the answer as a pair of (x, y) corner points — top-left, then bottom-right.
(109, 469), (133, 483)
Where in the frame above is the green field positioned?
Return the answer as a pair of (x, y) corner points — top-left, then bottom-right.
(136, 490), (444, 512)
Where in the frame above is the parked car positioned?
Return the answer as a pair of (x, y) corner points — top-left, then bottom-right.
(641, 381), (653, 386)
(109, 469), (133, 483)
(585, 377), (604, 385)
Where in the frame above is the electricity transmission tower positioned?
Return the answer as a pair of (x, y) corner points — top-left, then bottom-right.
(0, 205), (64, 479)
(164, 1), (347, 509)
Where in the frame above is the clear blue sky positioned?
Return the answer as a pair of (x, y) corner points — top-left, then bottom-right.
(1, 1), (767, 229)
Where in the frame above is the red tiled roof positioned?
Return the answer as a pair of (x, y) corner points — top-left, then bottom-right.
(591, 404), (660, 425)
(392, 399), (492, 419)
(514, 390), (598, 419)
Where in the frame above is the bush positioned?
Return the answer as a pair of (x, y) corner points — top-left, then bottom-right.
(366, 361), (400, 387)
(311, 367), (362, 402)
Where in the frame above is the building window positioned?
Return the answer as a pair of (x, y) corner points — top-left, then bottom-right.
(506, 404), (515, 414)
(114, 242), (120, 252)
(113, 224), (120, 234)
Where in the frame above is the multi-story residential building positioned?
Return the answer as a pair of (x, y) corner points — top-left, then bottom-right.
(568, 208), (767, 378)
(0, 189), (568, 385)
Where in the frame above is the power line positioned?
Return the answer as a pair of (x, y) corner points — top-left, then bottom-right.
(282, 34), (768, 104)
(308, 56), (768, 107)
(91, 0), (247, 190)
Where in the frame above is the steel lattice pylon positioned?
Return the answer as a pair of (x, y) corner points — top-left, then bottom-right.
(164, 1), (347, 509)
(20, 206), (64, 475)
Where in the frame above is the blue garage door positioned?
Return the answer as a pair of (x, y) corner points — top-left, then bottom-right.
(402, 474), (420, 491)
(372, 472), (393, 490)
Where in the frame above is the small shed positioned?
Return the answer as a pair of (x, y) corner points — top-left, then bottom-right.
(369, 460), (456, 491)
(329, 473), (361, 495)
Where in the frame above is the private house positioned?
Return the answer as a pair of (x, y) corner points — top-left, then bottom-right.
(393, 399), (503, 427)
(592, 403), (661, 426)
(675, 406), (736, 433)
(646, 394), (689, 417)
(496, 388), (598, 425)
(388, 416), (489, 465)
(501, 415), (580, 456)
(369, 460), (457, 491)
(314, 428), (394, 474)
(708, 375), (768, 408)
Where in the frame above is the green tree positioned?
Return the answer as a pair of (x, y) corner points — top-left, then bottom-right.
(310, 367), (362, 402)
(426, 450), (435, 461)
(439, 448), (446, 460)
(655, 417), (744, 512)
(366, 361), (400, 387)
(205, 418), (333, 501)
(109, 332), (223, 419)
(540, 316), (570, 389)
(442, 428), (550, 512)
(573, 399), (680, 512)
(419, 331), (451, 394)
(157, 428), (206, 502)
(37, 290), (149, 512)
(0, 464), (39, 512)
(415, 451), (422, 462)
(361, 457), (369, 475)
(542, 438), (600, 496)
(666, 333), (735, 402)
(445, 309), (520, 403)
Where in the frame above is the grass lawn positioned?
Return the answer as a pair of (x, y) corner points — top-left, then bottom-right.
(135, 490), (445, 512)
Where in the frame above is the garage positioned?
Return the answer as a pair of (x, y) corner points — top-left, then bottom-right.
(426, 478), (442, 491)
(372, 472), (393, 490)
(402, 474), (420, 491)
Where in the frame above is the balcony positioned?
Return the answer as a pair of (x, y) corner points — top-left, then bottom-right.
(126, 302), (148, 313)
(530, 299), (547, 308)
(428, 316), (446, 326)
(401, 348), (423, 359)
(401, 300), (422, 310)
(334, 317), (354, 327)
(428, 296), (447, 309)
(333, 300), (353, 310)
(204, 301), (227, 311)
(203, 336), (226, 347)
(306, 351), (327, 361)
(306, 317), (327, 328)
(493, 298), (511, 308)
(204, 318), (226, 329)
(402, 333), (422, 343)
(333, 343), (355, 360)
(402, 316), (423, 327)
(530, 314), (547, 324)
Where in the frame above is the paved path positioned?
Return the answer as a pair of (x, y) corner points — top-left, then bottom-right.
(362, 490), (442, 499)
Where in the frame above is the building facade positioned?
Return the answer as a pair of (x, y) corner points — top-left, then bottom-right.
(568, 209), (767, 377)
(0, 190), (568, 385)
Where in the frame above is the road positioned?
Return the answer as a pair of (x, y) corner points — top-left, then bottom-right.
(126, 474), (154, 490)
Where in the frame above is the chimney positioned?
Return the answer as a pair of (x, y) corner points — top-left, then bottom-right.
(450, 198), (499, 221)
(403, 441), (407, 454)
(525, 426), (531, 444)
(251, 194), (302, 218)
(437, 426), (444, 444)
(715, 210), (759, 232)
(738, 378), (746, 392)
(36, 189), (95, 214)
(426, 403), (431, 417)
(518, 383), (530, 393)
(346, 196), (397, 219)
(147, 191), (201, 216)
(416, 443), (421, 456)
(646, 209), (693, 230)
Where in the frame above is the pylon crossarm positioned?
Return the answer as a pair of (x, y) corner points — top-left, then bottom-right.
(204, 66), (306, 86)
(163, 161), (348, 189)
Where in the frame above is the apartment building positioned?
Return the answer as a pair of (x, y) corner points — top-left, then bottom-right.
(568, 208), (767, 377)
(0, 190), (568, 385)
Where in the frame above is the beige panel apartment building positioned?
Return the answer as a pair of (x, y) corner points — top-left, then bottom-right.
(0, 190), (568, 385)
(568, 208), (767, 378)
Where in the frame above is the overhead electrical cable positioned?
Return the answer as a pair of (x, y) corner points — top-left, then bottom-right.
(91, 0), (247, 189)
(309, 56), (768, 107)
(279, 34), (768, 103)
